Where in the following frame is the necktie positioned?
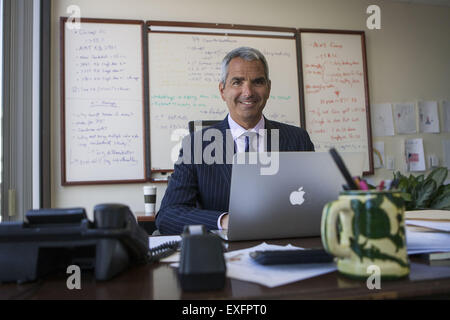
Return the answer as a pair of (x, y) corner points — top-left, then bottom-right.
(244, 132), (259, 152)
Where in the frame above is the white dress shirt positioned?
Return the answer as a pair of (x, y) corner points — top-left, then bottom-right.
(228, 114), (265, 152)
(217, 114), (266, 229)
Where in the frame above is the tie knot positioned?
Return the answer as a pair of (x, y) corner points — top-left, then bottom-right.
(240, 131), (258, 139)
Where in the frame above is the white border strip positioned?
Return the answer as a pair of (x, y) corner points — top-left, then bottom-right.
(149, 26), (294, 37)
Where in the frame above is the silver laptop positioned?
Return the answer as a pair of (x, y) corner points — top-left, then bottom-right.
(213, 151), (364, 241)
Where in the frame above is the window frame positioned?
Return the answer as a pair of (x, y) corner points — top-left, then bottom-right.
(1, 0), (50, 221)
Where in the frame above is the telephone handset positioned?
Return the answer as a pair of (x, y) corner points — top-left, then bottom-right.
(0, 204), (150, 283)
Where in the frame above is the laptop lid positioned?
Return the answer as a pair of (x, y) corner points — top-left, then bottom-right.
(225, 151), (364, 241)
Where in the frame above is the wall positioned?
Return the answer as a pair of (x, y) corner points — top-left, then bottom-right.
(51, 0), (450, 217)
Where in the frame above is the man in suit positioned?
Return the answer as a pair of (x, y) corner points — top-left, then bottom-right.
(156, 47), (314, 235)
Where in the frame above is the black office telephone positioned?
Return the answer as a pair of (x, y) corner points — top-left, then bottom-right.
(0, 204), (150, 283)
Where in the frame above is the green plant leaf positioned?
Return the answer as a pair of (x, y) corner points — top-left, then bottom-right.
(433, 184), (450, 201)
(391, 168), (449, 210)
(430, 193), (450, 210)
(426, 167), (448, 189)
(398, 177), (410, 193)
(415, 179), (436, 208)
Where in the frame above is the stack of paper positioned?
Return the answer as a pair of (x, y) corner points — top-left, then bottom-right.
(224, 242), (336, 288)
(155, 239), (337, 287)
(405, 210), (450, 257)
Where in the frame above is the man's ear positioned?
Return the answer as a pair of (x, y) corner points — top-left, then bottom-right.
(219, 82), (225, 101)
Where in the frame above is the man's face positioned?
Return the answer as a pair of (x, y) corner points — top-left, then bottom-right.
(219, 57), (271, 129)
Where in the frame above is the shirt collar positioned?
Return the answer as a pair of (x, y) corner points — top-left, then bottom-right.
(227, 114), (265, 140)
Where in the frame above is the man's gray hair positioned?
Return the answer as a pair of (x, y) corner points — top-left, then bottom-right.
(220, 47), (270, 86)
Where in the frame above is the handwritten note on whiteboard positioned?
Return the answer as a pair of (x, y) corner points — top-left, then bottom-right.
(300, 31), (372, 173)
(148, 31), (301, 170)
(62, 20), (146, 184)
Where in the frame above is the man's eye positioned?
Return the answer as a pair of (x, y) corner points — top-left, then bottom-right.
(232, 80), (241, 86)
(254, 79), (266, 85)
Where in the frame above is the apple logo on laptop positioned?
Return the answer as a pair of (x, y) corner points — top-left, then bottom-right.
(290, 187), (305, 205)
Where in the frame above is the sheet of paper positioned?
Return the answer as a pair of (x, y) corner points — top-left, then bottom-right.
(372, 103), (395, 137)
(394, 102), (417, 134)
(418, 101), (440, 133)
(406, 220), (450, 232)
(406, 230), (450, 253)
(224, 242), (336, 288)
(443, 100), (450, 132)
(373, 141), (385, 168)
(405, 138), (425, 171)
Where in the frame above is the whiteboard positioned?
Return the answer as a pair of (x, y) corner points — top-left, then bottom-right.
(148, 25), (301, 170)
(61, 19), (147, 184)
(299, 30), (373, 174)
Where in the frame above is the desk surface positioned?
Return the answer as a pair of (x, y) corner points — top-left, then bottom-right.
(2, 237), (450, 300)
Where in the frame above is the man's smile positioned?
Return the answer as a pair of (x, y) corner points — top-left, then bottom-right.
(238, 99), (259, 107)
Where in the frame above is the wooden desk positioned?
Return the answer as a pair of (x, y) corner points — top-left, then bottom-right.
(135, 212), (156, 234)
(1, 237), (450, 300)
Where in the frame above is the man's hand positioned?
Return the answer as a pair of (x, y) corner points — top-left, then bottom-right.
(220, 213), (229, 229)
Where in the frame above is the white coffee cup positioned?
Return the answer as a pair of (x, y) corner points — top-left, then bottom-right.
(143, 186), (157, 216)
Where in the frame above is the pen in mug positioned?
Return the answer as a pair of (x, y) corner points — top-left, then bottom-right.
(329, 148), (359, 190)
(359, 179), (369, 190)
(353, 177), (361, 190)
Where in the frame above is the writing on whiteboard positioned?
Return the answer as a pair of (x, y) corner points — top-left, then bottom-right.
(149, 32), (301, 169)
(302, 34), (368, 154)
(64, 22), (145, 181)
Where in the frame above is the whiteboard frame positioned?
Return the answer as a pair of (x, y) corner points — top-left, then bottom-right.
(147, 21), (303, 173)
(298, 29), (374, 176)
(60, 17), (148, 185)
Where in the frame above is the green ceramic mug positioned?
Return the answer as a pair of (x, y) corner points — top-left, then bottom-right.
(321, 190), (410, 279)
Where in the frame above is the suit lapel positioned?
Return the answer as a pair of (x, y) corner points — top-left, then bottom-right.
(264, 117), (278, 152)
(215, 117), (233, 186)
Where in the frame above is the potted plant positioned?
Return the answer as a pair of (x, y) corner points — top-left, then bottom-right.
(394, 167), (450, 210)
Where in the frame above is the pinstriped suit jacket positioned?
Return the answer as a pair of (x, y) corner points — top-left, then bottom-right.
(156, 116), (315, 235)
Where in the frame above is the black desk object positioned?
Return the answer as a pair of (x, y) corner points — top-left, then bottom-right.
(0, 205), (149, 283)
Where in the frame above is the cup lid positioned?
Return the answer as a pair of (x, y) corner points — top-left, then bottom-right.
(143, 186), (156, 192)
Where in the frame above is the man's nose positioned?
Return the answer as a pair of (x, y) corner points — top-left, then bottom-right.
(241, 82), (254, 96)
